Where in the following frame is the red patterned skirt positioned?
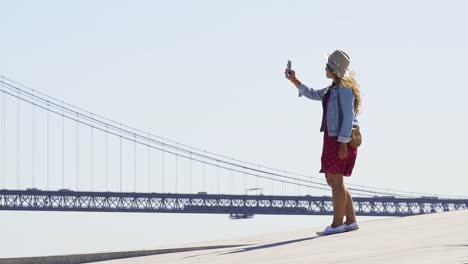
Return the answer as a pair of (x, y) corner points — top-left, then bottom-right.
(319, 130), (358, 177)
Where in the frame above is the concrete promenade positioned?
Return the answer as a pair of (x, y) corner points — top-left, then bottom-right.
(96, 210), (468, 264)
(1, 210), (466, 264)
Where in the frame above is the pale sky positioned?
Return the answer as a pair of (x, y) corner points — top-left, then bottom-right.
(1, 0), (467, 258)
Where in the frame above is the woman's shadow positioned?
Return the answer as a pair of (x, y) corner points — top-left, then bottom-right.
(221, 235), (322, 255)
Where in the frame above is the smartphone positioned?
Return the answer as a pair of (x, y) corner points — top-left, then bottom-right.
(285, 60), (292, 78)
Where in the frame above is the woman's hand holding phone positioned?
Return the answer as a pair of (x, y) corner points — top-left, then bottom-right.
(285, 69), (296, 81)
(285, 60), (302, 91)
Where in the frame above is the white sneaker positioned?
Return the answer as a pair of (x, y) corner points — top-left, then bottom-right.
(345, 222), (359, 231)
(316, 225), (346, 236)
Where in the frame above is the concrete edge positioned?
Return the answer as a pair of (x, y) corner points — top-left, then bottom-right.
(0, 244), (249, 264)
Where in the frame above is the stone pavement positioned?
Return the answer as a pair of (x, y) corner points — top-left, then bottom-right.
(93, 209), (468, 264)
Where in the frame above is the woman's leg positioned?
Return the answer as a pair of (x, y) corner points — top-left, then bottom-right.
(344, 187), (357, 225)
(326, 173), (347, 227)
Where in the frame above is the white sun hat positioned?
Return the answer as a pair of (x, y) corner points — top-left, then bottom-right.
(324, 50), (350, 78)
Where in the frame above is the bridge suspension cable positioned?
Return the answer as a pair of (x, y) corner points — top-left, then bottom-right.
(0, 80), (439, 198)
(0, 76), (363, 183)
(0, 75), (465, 199)
(0, 81), (346, 192)
(0, 78), (453, 198)
(1, 76), (426, 196)
(0, 85), (379, 196)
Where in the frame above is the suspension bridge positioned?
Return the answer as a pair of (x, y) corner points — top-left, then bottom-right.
(0, 75), (467, 218)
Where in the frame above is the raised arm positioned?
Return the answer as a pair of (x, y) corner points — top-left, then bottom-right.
(285, 69), (328, 101)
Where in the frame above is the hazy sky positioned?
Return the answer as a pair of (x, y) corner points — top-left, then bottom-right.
(1, 0), (467, 257)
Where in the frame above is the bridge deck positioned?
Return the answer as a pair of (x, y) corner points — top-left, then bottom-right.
(1, 190), (467, 217)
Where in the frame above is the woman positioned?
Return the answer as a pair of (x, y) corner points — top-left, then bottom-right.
(285, 50), (361, 235)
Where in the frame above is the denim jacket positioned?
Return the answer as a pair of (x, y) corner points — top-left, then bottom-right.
(298, 83), (358, 143)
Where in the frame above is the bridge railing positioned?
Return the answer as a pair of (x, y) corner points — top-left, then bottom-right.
(1, 189), (467, 217)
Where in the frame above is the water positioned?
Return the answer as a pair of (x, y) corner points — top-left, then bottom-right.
(0, 211), (383, 258)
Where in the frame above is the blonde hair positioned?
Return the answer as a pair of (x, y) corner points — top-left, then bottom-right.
(337, 70), (361, 114)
